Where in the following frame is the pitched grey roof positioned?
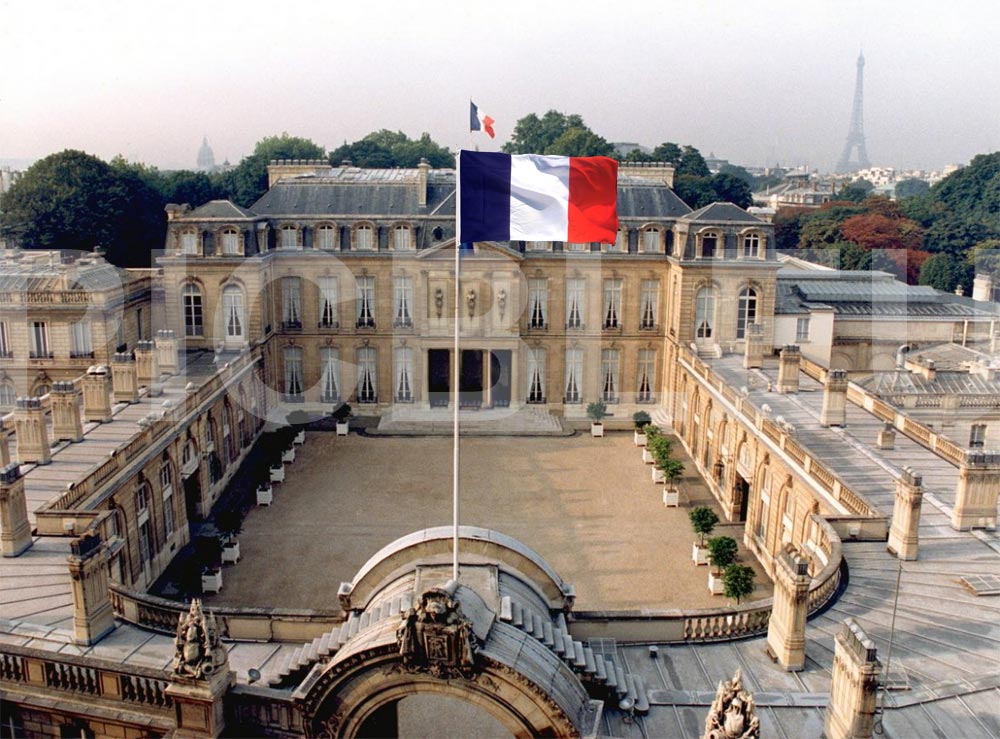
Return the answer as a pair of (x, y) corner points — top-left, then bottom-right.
(617, 182), (691, 220)
(860, 369), (1000, 396)
(683, 202), (763, 223)
(188, 200), (256, 219)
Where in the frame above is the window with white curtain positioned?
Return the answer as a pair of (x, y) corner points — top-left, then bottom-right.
(356, 276), (375, 327)
(161, 461), (175, 537)
(742, 233), (760, 258)
(394, 347), (414, 402)
(317, 224), (337, 249)
(564, 348), (583, 403)
(393, 276), (413, 327)
(71, 321), (92, 357)
(282, 277), (301, 327)
(602, 279), (622, 329)
(527, 348), (546, 403)
(601, 349), (620, 402)
(393, 226), (412, 250)
(0, 383), (14, 409)
(284, 347), (303, 399)
(640, 228), (659, 253)
(222, 285), (244, 341)
(565, 278), (585, 329)
(355, 225), (374, 251)
(737, 287), (758, 339)
(782, 489), (795, 544)
(637, 349), (655, 403)
(320, 347), (340, 402)
(0, 322), (9, 356)
(280, 225), (299, 249)
(757, 468), (771, 539)
(358, 347), (377, 403)
(29, 321), (50, 358)
(221, 228), (240, 255)
(640, 280), (658, 330)
(796, 317), (810, 342)
(695, 287), (715, 339)
(181, 231), (199, 254)
(183, 284), (203, 336)
(528, 279), (547, 329)
(319, 277), (338, 327)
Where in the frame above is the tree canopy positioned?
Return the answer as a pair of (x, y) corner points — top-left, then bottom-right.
(503, 110), (613, 157)
(225, 134), (327, 207)
(328, 130), (454, 169)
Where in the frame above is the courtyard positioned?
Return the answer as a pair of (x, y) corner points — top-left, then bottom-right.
(205, 430), (773, 611)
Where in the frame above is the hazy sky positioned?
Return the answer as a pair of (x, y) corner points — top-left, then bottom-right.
(2, 0), (998, 173)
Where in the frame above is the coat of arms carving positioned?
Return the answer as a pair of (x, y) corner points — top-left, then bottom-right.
(396, 587), (478, 679)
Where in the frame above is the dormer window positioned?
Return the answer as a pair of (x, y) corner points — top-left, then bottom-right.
(180, 231), (199, 255)
(640, 228), (660, 253)
(742, 233), (761, 259)
(221, 228), (241, 255)
(392, 225), (413, 250)
(280, 225), (299, 249)
(354, 224), (374, 251)
(701, 233), (718, 259)
(317, 223), (337, 250)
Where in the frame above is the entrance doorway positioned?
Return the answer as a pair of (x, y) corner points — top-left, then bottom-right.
(460, 350), (483, 408)
(490, 350), (511, 408)
(428, 349), (450, 408)
(735, 475), (750, 523)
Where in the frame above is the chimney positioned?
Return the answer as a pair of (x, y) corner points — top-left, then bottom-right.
(417, 158), (430, 207)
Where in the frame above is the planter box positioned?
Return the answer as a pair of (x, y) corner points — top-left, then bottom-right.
(256, 485), (273, 505)
(692, 543), (709, 566)
(221, 540), (240, 564)
(634, 431), (647, 447)
(282, 447), (295, 463)
(591, 423), (604, 438)
(293, 430), (306, 445)
(269, 466), (285, 483)
(642, 448), (654, 464)
(201, 569), (223, 594)
(662, 488), (680, 507)
(708, 571), (725, 595)
(652, 467), (665, 483)
(336, 422), (349, 436)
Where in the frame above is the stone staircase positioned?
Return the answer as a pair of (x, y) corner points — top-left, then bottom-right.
(372, 406), (568, 436)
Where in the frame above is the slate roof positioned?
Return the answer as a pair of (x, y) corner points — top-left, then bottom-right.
(682, 202), (764, 224)
(860, 369), (1000, 396)
(187, 200), (256, 219)
(0, 253), (129, 292)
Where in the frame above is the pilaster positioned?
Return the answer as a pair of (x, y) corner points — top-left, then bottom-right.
(887, 467), (922, 560)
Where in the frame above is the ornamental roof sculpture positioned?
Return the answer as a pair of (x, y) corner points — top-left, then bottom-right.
(172, 598), (228, 679)
(704, 668), (760, 739)
(396, 584), (479, 679)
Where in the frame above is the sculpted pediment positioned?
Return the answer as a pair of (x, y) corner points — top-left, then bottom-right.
(417, 239), (524, 263)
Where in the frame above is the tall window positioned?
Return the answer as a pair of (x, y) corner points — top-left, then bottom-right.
(637, 349), (655, 403)
(782, 489), (795, 544)
(695, 287), (715, 339)
(394, 347), (414, 402)
(757, 468), (771, 539)
(393, 276), (413, 327)
(356, 276), (375, 328)
(603, 278), (622, 329)
(354, 225), (374, 251)
(319, 277), (338, 327)
(222, 285), (244, 342)
(283, 347), (303, 399)
(640, 228), (659, 253)
(357, 347), (377, 403)
(29, 322), (50, 358)
(737, 287), (758, 339)
(71, 321), (92, 357)
(742, 233), (760, 259)
(527, 348), (546, 403)
(321, 347), (340, 402)
(640, 280), (658, 330)
(139, 519), (153, 565)
(317, 224), (337, 250)
(970, 424), (987, 448)
(181, 231), (199, 255)
(701, 233), (717, 258)
(280, 225), (298, 249)
(0, 322), (9, 357)
(565, 278), (585, 329)
(528, 279), (547, 329)
(601, 349), (619, 402)
(160, 460), (175, 538)
(564, 348), (583, 403)
(0, 382), (14, 409)
(183, 284), (203, 336)
(393, 226), (412, 251)
(282, 277), (301, 328)
(796, 317), (810, 342)
(221, 228), (240, 255)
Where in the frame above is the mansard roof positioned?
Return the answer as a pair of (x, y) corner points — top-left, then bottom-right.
(187, 200), (257, 220)
(683, 202), (765, 224)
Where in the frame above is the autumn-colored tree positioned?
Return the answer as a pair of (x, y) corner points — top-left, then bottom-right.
(841, 213), (924, 252)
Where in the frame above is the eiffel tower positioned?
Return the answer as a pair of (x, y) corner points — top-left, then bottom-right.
(835, 52), (871, 173)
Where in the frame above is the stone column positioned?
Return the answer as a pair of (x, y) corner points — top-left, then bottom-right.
(135, 340), (160, 385)
(50, 381), (84, 443)
(743, 323), (766, 369)
(766, 548), (811, 671)
(83, 365), (114, 423)
(824, 619), (881, 739)
(887, 467), (922, 560)
(776, 345), (801, 394)
(67, 531), (115, 645)
(112, 352), (139, 404)
(952, 451), (1000, 531)
(14, 397), (51, 465)
(876, 421), (895, 450)
(821, 369), (849, 427)
(157, 329), (180, 376)
(0, 463), (31, 557)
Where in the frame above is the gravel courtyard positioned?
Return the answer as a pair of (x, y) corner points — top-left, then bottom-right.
(206, 430), (772, 611)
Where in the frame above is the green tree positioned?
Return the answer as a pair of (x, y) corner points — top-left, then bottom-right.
(226, 134), (326, 207)
(689, 507), (719, 546)
(158, 170), (221, 207)
(545, 127), (614, 157)
(706, 536), (738, 575)
(718, 163), (754, 186)
(919, 252), (968, 292)
(709, 173), (753, 209)
(773, 209), (805, 252)
(650, 142), (683, 164)
(674, 175), (716, 209)
(329, 130), (454, 169)
(967, 239), (1000, 275)
(503, 111), (584, 155)
(838, 178), (874, 202)
(676, 146), (710, 178)
(722, 564), (756, 604)
(895, 178), (930, 200)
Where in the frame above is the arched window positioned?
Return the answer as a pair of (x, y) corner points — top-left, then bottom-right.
(221, 228), (241, 255)
(0, 382), (14, 409)
(183, 284), (203, 337)
(222, 284), (245, 343)
(640, 227), (660, 253)
(737, 287), (758, 339)
(695, 287), (715, 339)
(317, 223), (337, 250)
(354, 224), (374, 251)
(160, 453), (175, 538)
(280, 225), (299, 249)
(742, 233), (760, 259)
(700, 232), (718, 258)
(180, 230), (199, 255)
(392, 225), (413, 251)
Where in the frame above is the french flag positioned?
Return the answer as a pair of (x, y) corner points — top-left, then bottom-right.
(457, 150), (618, 244)
(469, 100), (495, 139)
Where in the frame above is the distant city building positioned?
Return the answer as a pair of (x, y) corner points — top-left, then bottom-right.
(196, 136), (216, 172)
(610, 142), (652, 158)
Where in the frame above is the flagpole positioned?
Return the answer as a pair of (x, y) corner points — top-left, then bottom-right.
(452, 149), (461, 583)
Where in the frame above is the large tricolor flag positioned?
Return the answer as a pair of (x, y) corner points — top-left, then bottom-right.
(457, 150), (618, 244)
(469, 101), (495, 139)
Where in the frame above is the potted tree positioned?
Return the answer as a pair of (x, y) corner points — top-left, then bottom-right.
(689, 506), (719, 565)
(723, 564), (757, 605)
(586, 401), (608, 437)
(333, 403), (352, 436)
(648, 435), (672, 482)
(660, 457), (684, 506)
(632, 411), (652, 446)
(216, 508), (242, 564)
(195, 535), (224, 594)
(642, 425), (660, 463)
(706, 536), (738, 594)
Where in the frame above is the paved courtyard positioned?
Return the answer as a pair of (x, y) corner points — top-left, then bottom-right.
(206, 430), (772, 611)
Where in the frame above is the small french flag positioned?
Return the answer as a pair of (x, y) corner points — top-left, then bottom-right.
(457, 150), (618, 244)
(470, 100), (495, 139)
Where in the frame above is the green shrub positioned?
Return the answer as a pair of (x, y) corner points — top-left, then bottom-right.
(586, 400), (608, 422)
(723, 564), (756, 604)
(707, 536), (738, 574)
(632, 410), (652, 429)
(689, 507), (719, 545)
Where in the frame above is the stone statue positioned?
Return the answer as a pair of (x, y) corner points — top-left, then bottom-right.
(466, 288), (477, 318)
(704, 668), (760, 739)
(396, 586), (478, 679)
(172, 599), (228, 679)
